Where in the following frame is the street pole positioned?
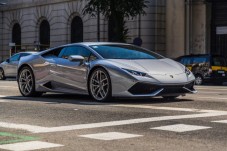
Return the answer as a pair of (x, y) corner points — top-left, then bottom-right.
(97, 6), (100, 42)
(185, 0), (193, 55)
(138, 13), (141, 38)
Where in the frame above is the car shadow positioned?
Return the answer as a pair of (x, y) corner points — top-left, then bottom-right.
(1, 93), (194, 105)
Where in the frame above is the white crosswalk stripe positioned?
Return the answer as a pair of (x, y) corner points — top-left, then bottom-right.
(212, 120), (227, 124)
(151, 124), (211, 133)
(0, 141), (63, 151)
(0, 106), (224, 133)
(79, 132), (142, 140)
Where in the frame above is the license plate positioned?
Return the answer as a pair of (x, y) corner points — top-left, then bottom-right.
(218, 70), (225, 74)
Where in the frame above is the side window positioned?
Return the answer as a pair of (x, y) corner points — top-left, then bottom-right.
(10, 54), (20, 62)
(20, 53), (29, 57)
(42, 47), (64, 58)
(61, 46), (92, 61)
(59, 47), (75, 59)
(19, 53), (30, 60)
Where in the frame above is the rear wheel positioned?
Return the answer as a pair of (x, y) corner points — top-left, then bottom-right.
(195, 74), (203, 85)
(0, 68), (6, 80)
(18, 66), (42, 97)
(89, 68), (111, 101)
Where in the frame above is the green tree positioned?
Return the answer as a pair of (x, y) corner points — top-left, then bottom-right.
(83, 0), (148, 42)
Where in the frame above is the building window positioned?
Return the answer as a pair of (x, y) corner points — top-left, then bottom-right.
(39, 20), (50, 50)
(12, 23), (21, 53)
(71, 16), (83, 43)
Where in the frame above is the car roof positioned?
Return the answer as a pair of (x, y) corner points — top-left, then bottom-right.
(72, 42), (130, 46)
(15, 51), (38, 54)
(37, 42), (134, 55)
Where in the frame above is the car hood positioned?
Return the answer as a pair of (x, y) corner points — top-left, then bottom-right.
(107, 58), (185, 75)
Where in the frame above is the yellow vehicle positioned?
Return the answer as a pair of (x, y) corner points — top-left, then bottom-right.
(176, 54), (227, 85)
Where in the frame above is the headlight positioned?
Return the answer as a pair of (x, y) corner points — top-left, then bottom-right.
(185, 67), (192, 77)
(122, 68), (146, 77)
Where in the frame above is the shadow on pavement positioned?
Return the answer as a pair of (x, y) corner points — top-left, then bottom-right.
(1, 93), (194, 105)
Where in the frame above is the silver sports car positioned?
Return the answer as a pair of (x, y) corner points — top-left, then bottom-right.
(17, 42), (196, 101)
(0, 52), (36, 80)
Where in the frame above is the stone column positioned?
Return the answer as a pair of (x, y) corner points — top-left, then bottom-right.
(166, 0), (185, 58)
(191, 1), (207, 54)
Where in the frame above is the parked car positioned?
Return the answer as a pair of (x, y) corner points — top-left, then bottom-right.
(176, 54), (227, 85)
(17, 42), (196, 101)
(0, 52), (37, 80)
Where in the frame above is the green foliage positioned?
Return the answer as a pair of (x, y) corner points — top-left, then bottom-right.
(82, 0), (148, 42)
(83, 0), (148, 19)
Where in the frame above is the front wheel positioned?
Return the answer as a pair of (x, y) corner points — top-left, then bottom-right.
(18, 66), (42, 97)
(89, 68), (112, 101)
(0, 68), (6, 80)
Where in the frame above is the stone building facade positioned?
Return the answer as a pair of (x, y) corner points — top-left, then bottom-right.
(0, 0), (166, 61)
(0, 0), (226, 62)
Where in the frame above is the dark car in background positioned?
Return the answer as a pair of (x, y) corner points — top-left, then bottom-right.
(176, 54), (227, 85)
(0, 52), (37, 80)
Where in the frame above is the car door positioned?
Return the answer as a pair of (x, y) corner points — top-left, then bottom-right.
(4, 53), (20, 77)
(41, 47), (65, 82)
(54, 46), (91, 93)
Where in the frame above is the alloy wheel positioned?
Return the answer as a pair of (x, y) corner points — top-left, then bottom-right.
(90, 69), (111, 101)
(19, 68), (34, 96)
(195, 75), (203, 85)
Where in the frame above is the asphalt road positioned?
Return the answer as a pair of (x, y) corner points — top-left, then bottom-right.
(0, 80), (227, 151)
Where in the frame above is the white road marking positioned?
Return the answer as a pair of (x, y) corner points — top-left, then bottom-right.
(212, 120), (227, 124)
(0, 141), (63, 151)
(0, 95), (7, 98)
(110, 104), (220, 113)
(0, 86), (18, 89)
(151, 124), (211, 132)
(0, 106), (226, 133)
(0, 122), (49, 133)
(79, 132), (142, 140)
(74, 109), (78, 111)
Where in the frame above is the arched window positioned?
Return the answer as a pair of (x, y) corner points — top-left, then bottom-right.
(12, 23), (21, 52)
(71, 16), (83, 43)
(39, 20), (50, 50)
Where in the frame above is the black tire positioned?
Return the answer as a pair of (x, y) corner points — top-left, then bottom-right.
(162, 96), (179, 100)
(195, 74), (203, 85)
(18, 66), (43, 97)
(0, 68), (6, 80)
(88, 68), (112, 101)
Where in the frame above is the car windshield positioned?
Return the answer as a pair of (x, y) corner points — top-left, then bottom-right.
(90, 44), (163, 59)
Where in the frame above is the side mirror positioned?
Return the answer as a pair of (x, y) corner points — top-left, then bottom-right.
(68, 55), (85, 63)
(6, 59), (9, 63)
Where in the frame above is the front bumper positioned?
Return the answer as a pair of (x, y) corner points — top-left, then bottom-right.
(113, 81), (196, 97)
